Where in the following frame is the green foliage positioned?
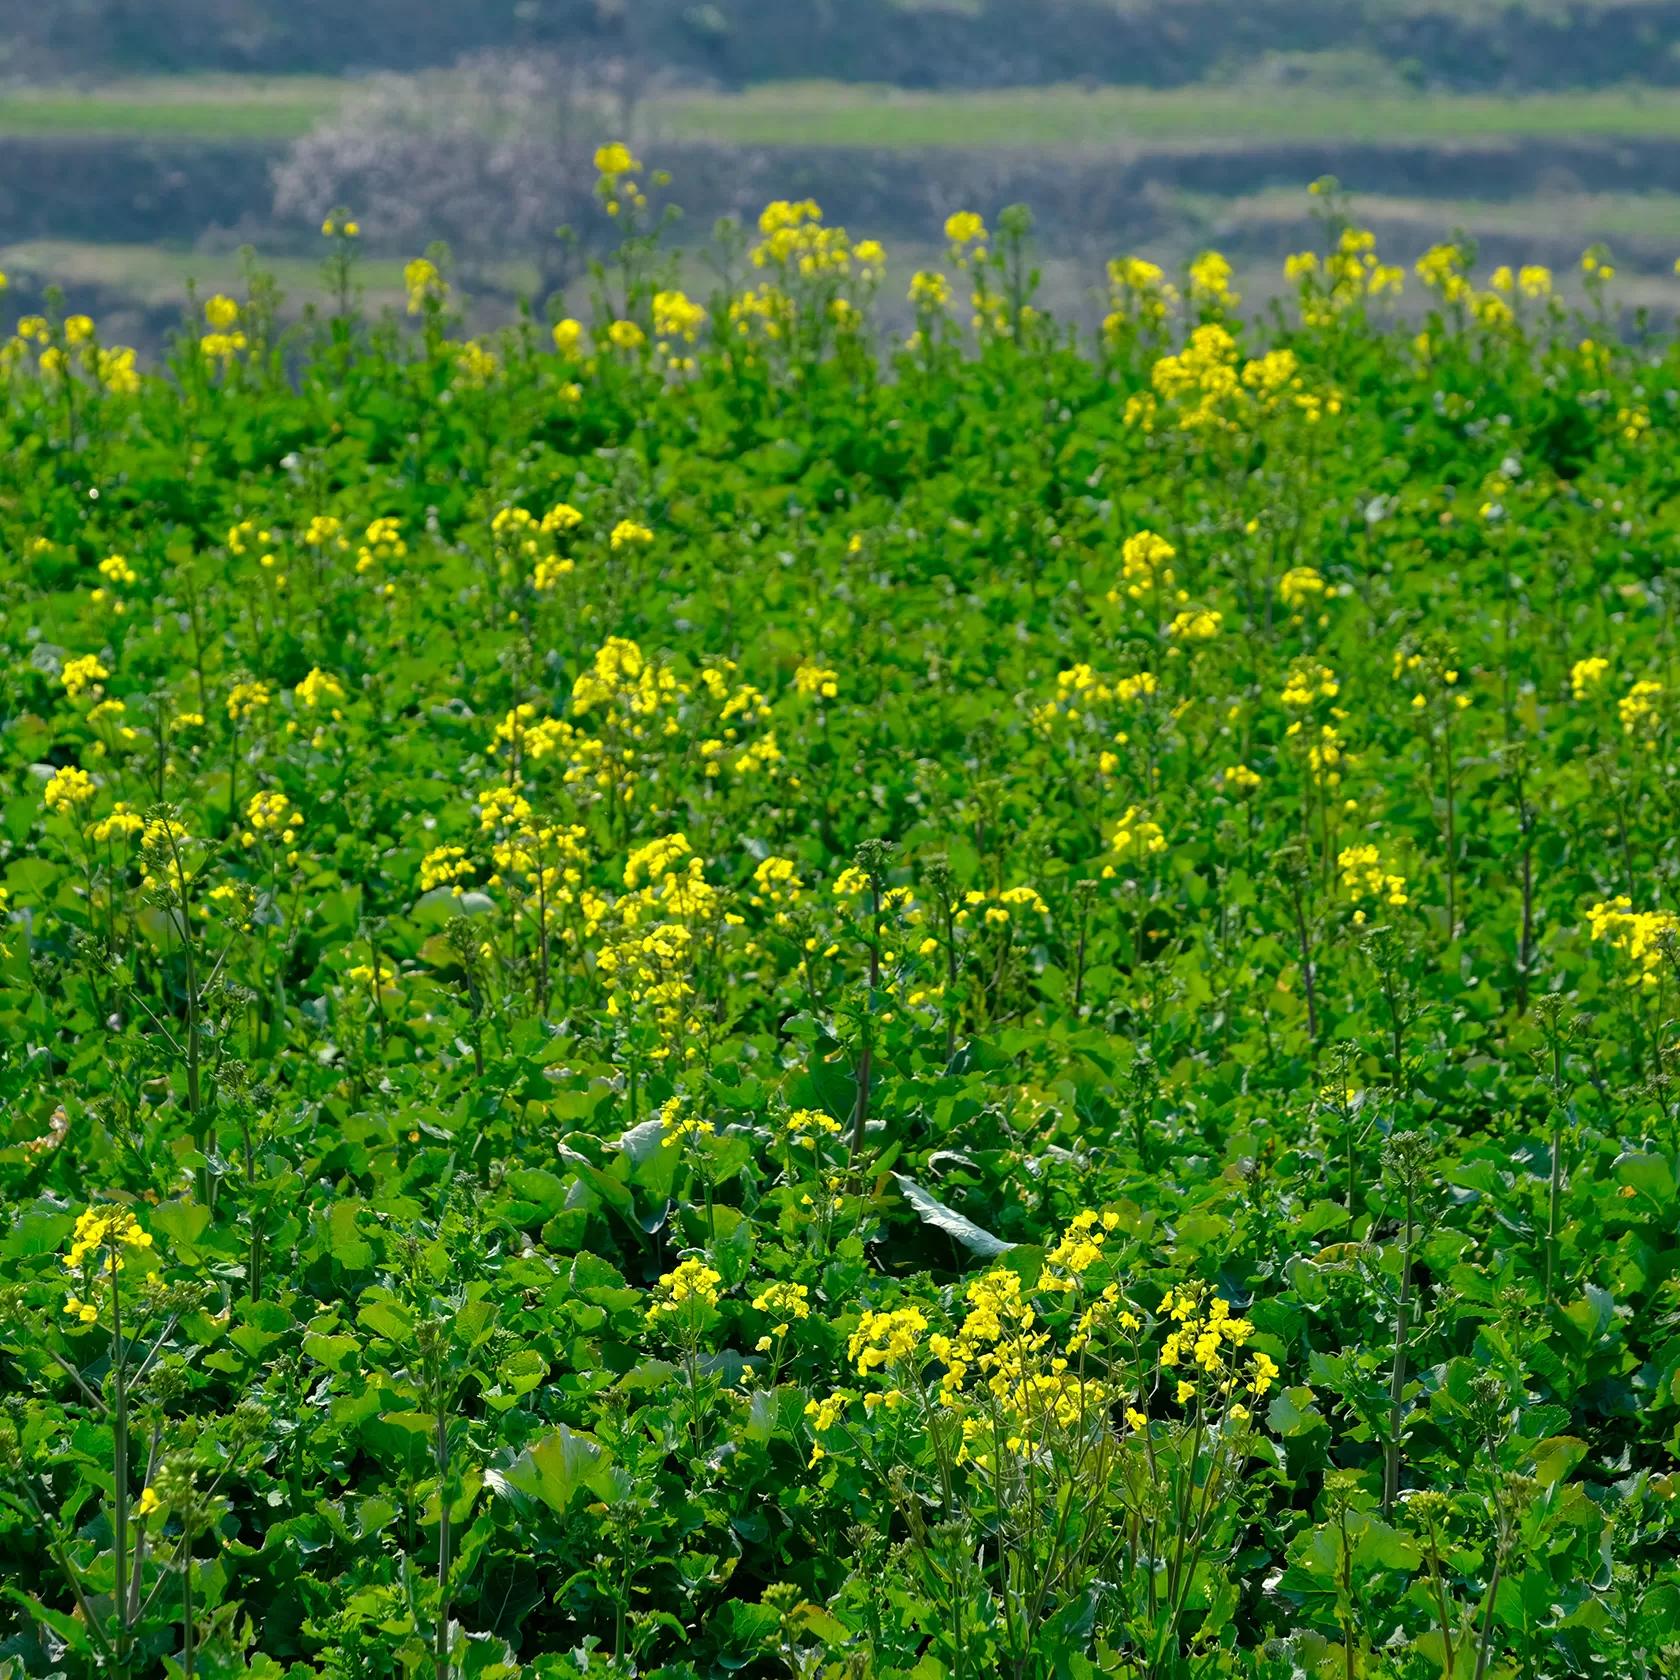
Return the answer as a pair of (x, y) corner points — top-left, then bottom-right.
(2, 173), (1680, 1680)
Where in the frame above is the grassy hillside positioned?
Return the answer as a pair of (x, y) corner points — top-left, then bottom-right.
(662, 81), (1680, 147)
(12, 76), (1680, 149)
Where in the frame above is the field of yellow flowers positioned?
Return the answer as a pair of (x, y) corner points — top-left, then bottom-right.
(1, 159), (1678, 1680)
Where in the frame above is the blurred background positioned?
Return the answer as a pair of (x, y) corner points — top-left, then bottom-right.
(8, 0), (1680, 349)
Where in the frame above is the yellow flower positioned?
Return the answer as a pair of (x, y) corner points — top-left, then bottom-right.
(804, 1390), (851, 1464)
(204, 295), (240, 331)
(134, 1487), (161, 1519)
(1278, 566), (1325, 610)
(607, 319), (647, 353)
(246, 789), (296, 835)
(1588, 896), (1680, 988)
(1110, 530), (1176, 603)
(455, 342), (499, 386)
(404, 258), (446, 314)
(653, 290), (707, 345)
(644, 1257), (723, 1327)
(610, 519), (654, 550)
(200, 330), (248, 364)
(552, 318), (583, 355)
(419, 845), (474, 894)
(44, 766), (96, 815)
(1248, 1351), (1280, 1396)
(1110, 806), (1166, 861)
(63, 1205), (153, 1273)
(1189, 250), (1238, 304)
(848, 1304), (929, 1374)
(97, 346), (141, 395)
(227, 681), (273, 722)
(594, 142), (639, 178)
(1619, 679), (1663, 736)
(1570, 656), (1609, 699)
(1167, 607), (1222, 642)
(86, 802), (144, 844)
(61, 654), (110, 699)
(295, 667), (345, 710)
(794, 661), (838, 700)
(909, 270), (951, 311)
(752, 1280), (811, 1320)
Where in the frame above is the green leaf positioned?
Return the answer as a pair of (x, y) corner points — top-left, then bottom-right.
(1527, 1434), (1589, 1487)
(356, 1299), (414, 1343)
(302, 1332), (360, 1374)
(891, 1174), (1015, 1258)
(488, 1425), (612, 1514)
(149, 1199), (212, 1249)
(2, 1206), (73, 1258)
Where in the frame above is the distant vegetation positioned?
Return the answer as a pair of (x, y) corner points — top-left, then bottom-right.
(4, 0), (1680, 91)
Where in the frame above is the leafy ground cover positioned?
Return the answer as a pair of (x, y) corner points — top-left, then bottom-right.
(0, 169), (1678, 1680)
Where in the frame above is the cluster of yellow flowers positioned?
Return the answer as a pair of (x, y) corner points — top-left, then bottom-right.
(245, 790), (298, 848)
(90, 552), (138, 612)
(1112, 529), (1176, 602)
(1491, 264), (1553, 300)
(1619, 679), (1663, 738)
(1104, 255), (1178, 337)
(1157, 1283), (1274, 1415)
(61, 654), (110, 700)
(2, 313), (140, 392)
(1136, 323), (1243, 434)
(752, 1280), (811, 1357)
(752, 199), (872, 280)
(404, 258), (447, 314)
(660, 1098), (716, 1151)
(909, 270), (952, 312)
(850, 1304), (931, 1376)
(227, 680), (273, 723)
(200, 294), (247, 364)
(1038, 1209), (1122, 1291)
(43, 765), (96, 817)
(1189, 251), (1239, 309)
(1285, 226), (1403, 327)
(1281, 658), (1339, 709)
(419, 844), (474, 895)
(357, 516), (406, 575)
(794, 660), (839, 700)
(1588, 897), (1680, 988)
(644, 1257), (722, 1330)
(1339, 843), (1409, 912)
(652, 289), (707, 363)
(87, 802), (145, 845)
(1109, 806), (1167, 866)
(63, 1206), (154, 1304)
(1278, 565), (1326, 613)
(778, 1107), (844, 1152)
(591, 836), (722, 1052)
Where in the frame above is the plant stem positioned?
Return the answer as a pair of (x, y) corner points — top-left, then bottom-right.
(1383, 1176), (1415, 1518)
(434, 1389), (451, 1680)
